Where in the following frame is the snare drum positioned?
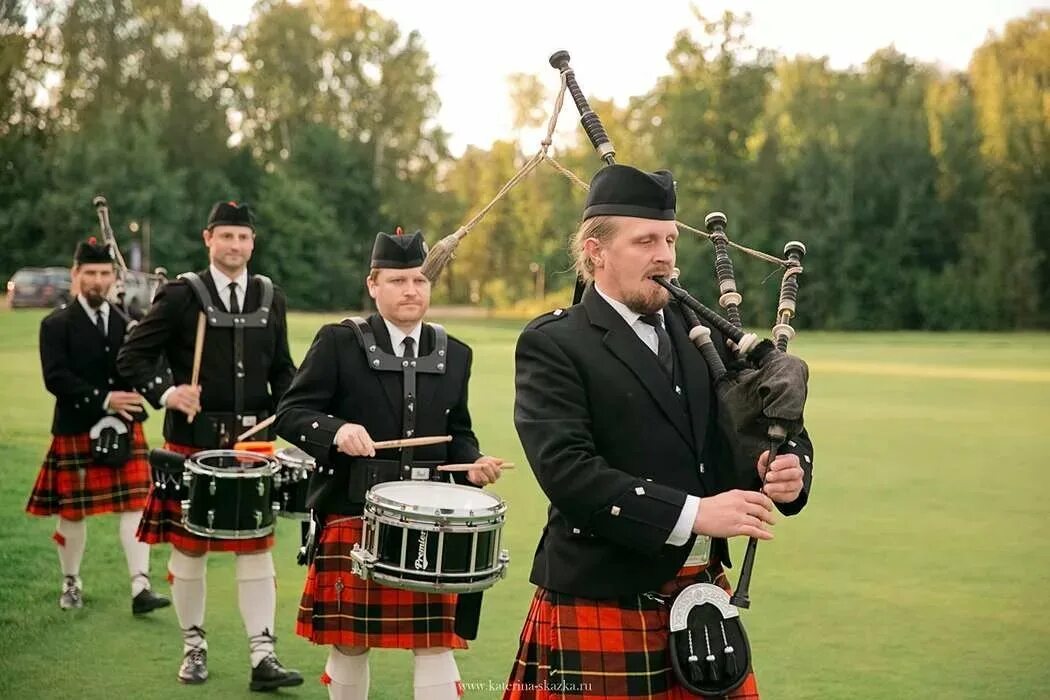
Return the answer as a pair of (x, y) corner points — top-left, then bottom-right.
(351, 481), (510, 594)
(181, 450), (279, 539)
(274, 446), (314, 520)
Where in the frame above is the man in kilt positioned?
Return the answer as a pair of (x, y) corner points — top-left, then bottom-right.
(276, 229), (504, 700)
(117, 201), (301, 691)
(26, 237), (170, 615)
(503, 165), (815, 699)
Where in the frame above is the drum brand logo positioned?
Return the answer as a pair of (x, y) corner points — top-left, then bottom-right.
(414, 531), (429, 570)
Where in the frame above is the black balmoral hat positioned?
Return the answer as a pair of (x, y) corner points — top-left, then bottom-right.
(205, 200), (255, 230)
(370, 227), (428, 269)
(583, 164), (677, 221)
(74, 236), (113, 265)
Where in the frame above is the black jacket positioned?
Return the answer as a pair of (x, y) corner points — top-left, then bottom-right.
(116, 269), (296, 447)
(40, 300), (144, 435)
(515, 285), (813, 598)
(275, 315), (482, 516)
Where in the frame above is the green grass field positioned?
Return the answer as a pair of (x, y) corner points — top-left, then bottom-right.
(1, 307), (1047, 699)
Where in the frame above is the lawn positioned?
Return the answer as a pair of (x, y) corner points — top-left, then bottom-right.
(1, 307), (1047, 698)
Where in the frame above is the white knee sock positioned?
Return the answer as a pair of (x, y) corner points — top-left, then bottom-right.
(169, 549), (208, 652)
(55, 517), (87, 582)
(235, 551), (277, 667)
(326, 647), (370, 700)
(118, 510), (151, 595)
(413, 648), (462, 700)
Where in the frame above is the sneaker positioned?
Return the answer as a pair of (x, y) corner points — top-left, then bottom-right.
(178, 647), (208, 684)
(59, 575), (83, 610)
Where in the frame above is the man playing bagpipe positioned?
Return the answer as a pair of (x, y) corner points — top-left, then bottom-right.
(26, 236), (170, 615)
(276, 228), (504, 700)
(503, 165), (815, 699)
(116, 201), (302, 691)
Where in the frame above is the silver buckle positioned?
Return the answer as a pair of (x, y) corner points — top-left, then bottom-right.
(685, 535), (711, 566)
(410, 467), (430, 481)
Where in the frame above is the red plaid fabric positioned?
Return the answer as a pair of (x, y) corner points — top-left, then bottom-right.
(136, 441), (274, 554)
(26, 424), (150, 519)
(503, 563), (760, 700)
(296, 516), (468, 650)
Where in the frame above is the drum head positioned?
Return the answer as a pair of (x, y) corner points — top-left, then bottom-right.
(187, 449), (276, 477)
(368, 481), (501, 516)
(276, 446), (315, 469)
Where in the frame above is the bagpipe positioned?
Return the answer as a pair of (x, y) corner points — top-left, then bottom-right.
(551, 51), (810, 696)
(92, 195), (169, 326)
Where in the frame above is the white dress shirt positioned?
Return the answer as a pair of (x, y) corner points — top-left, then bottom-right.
(593, 284), (701, 548)
(383, 319), (423, 358)
(209, 264), (249, 313)
(79, 295), (114, 411)
(78, 294), (110, 335)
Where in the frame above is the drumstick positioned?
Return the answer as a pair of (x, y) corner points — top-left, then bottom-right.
(237, 414), (275, 441)
(187, 311), (206, 424)
(437, 463), (516, 472)
(373, 435), (452, 450)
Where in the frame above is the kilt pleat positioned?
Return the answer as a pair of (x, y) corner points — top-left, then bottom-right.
(503, 563), (760, 700)
(26, 423), (150, 519)
(297, 516), (467, 650)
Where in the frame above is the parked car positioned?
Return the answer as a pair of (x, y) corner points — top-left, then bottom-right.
(6, 267), (72, 308)
(7, 265), (161, 317)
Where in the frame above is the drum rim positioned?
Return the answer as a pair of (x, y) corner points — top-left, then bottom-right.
(187, 449), (279, 477)
(366, 481), (505, 519)
(275, 445), (315, 469)
(180, 505), (278, 540)
(370, 569), (505, 593)
(367, 508), (504, 531)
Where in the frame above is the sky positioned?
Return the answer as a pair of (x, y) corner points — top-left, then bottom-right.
(195, 0), (1045, 155)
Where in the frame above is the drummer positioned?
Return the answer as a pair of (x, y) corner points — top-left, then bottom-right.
(117, 200), (301, 690)
(276, 228), (504, 700)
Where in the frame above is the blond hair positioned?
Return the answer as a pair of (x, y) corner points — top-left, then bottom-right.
(569, 216), (620, 282)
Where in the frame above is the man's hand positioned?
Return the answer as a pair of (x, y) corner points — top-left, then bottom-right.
(107, 391), (145, 422)
(164, 384), (201, 419)
(758, 450), (804, 504)
(466, 456), (504, 486)
(692, 489), (776, 540)
(335, 423), (376, 457)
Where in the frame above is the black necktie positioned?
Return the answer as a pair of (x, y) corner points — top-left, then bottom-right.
(95, 309), (106, 336)
(640, 313), (674, 381)
(402, 336), (416, 359)
(227, 282), (240, 314)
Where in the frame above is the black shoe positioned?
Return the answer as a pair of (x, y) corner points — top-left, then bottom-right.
(250, 654), (303, 692)
(178, 647), (208, 684)
(132, 588), (171, 615)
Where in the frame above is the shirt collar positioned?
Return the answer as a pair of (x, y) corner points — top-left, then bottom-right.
(209, 264), (249, 293)
(77, 294), (109, 319)
(383, 318), (423, 355)
(593, 283), (663, 328)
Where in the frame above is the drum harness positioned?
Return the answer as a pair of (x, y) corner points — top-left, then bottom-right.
(180, 272), (274, 447)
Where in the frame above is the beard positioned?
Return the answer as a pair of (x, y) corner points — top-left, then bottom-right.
(622, 280), (670, 316)
(82, 287), (106, 308)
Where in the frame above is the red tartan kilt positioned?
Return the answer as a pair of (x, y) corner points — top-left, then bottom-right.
(503, 563), (760, 700)
(297, 516), (467, 650)
(136, 441), (274, 554)
(26, 423), (151, 519)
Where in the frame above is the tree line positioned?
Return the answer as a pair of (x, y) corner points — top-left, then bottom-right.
(1, 2), (1046, 329)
